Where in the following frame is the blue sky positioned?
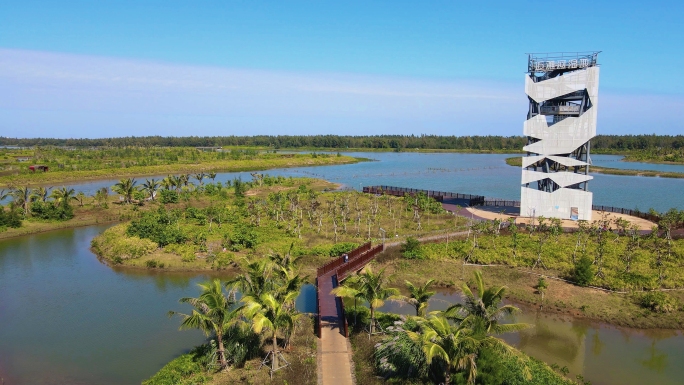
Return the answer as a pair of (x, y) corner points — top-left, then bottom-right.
(1, 1), (682, 138)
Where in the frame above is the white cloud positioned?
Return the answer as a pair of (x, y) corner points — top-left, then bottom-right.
(0, 48), (680, 138)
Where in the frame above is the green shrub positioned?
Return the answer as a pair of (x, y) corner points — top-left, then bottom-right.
(636, 291), (678, 313)
(159, 189), (179, 204)
(573, 256), (594, 286)
(126, 208), (187, 246)
(400, 237), (424, 259)
(227, 224), (258, 251)
(30, 201), (74, 221)
(0, 208), (22, 228)
(212, 252), (234, 270)
(329, 242), (358, 257)
(146, 260), (159, 268)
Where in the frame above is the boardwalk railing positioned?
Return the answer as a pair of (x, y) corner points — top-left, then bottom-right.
(591, 205), (659, 222)
(337, 244), (385, 280)
(316, 242), (371, 276)
(479, 199), (658, 222)
(315, 277), (322, 338)
(363, 186), (485, 206)
(333, 274), (349, 337)
(315, 242), (386, 339)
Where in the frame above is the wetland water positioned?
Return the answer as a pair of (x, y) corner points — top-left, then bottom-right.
(380, 291), (684, 385)
(0, 226), (315, 384)
(2, 153), (684, 384)
(54, 153), (684, 212)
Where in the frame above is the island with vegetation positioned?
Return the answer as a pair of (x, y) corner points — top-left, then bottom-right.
(0, 146), (359, 187)
(505, 156), (684, 178)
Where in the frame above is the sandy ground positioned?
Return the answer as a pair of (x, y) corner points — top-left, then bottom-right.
(466, 207), (656, 231)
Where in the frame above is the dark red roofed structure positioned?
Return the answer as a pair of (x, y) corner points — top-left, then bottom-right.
(29, 165), (49, 172)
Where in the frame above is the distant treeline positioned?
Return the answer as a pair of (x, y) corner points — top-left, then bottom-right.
(1, 134), (683, 152)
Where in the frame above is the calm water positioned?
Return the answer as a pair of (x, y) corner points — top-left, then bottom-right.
(380, 290), (684, 385)
(48, 152), (684, 212)
(592, 154), (684, 173)
(0, 226), (316, 385)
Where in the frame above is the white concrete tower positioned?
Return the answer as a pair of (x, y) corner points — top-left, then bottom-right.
(520, 52), (600, 221)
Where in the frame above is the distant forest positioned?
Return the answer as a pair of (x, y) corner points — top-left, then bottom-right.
(1, 134), (683, 152)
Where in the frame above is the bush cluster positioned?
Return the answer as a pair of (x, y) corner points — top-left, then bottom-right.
(0, 208), (22, 229)
(30, 201), (74, 221)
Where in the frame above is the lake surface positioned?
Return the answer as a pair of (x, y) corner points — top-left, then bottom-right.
(0, 226), (316, 385)
(380, 290), (684, 385)
(47, 152), (684, 212)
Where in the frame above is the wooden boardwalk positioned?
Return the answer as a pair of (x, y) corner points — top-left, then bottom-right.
(317, 270), (354, 385)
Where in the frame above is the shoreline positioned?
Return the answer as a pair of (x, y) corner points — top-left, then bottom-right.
(0, 154), (362, 188)
(505, 156), (684, 178)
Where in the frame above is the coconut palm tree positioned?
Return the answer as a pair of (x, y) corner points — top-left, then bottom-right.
(406, 272), (529, 384)
(225, 259), (273, 298)
(193, 172), (206, 186)
(112, 178), (138, 204)
(441, 271), (528, 336)
(50, 187), (77, 206)
(403, 279), (436, 317)
(208, 172), (217, 182)
(142, 178), (160, 201)
(241, 290), (300, 375)
(31, 186), (51, 202)
(168, 279), (241, 370)
(161, 176), (174, 190)
(331, 266), (400, 333)
(11, 186), (33, 216)
(75, 191), (87, 207)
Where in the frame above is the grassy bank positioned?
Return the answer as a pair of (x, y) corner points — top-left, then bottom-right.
(505, 156), (684, 178)
(366, 234), (684, 329)
(0, 151), (360, 187)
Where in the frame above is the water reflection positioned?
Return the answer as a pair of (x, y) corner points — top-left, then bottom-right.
(377, 289), (684, 385)
(0, 227), (317, 385)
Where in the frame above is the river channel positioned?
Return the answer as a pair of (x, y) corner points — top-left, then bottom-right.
(49, 152), (684, 213)
(2, 153), (684, 384)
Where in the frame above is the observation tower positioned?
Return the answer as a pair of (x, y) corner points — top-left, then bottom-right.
(520, 51), (600, 221)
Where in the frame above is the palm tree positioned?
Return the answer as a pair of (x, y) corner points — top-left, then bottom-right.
(403, 279), (436, 317)
(169, 175), (183, 193)
(50, 187), (77, 207)
(31, 186), (51, 202)
(407, 315), (465, 385)
(112, 178), (138, 203)
(208, 172), (217, 182)
(179, 173), (190, 187)
(94, 187), (109, 207)
(161, 176), (174, 190)
(225, 259), (273, 298)
(331, 266), (400, 333)
(406, 272), (529, 384)
(75, 191), (87, 207)
(142, 178), (160, 201)
(442, 271), (528, 336)
(168, 279), (241, 370)
(241, 290), (300, 374)
(11, 186), (33, 216)
(193, 172), (206, 186)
